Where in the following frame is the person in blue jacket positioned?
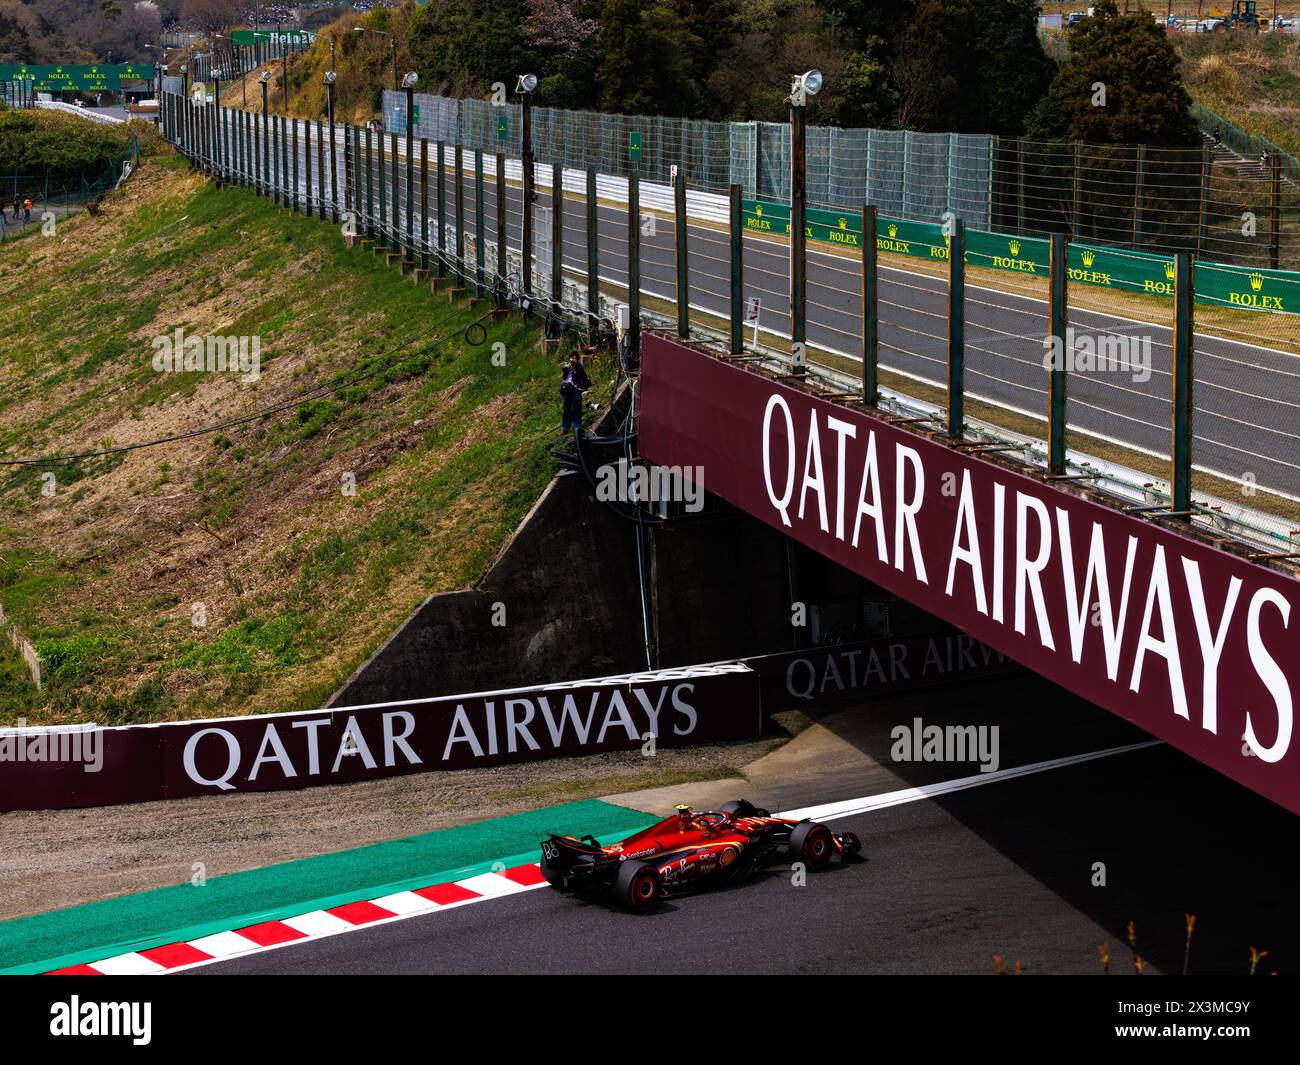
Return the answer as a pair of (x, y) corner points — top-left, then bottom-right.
(560, 350), (590, 437)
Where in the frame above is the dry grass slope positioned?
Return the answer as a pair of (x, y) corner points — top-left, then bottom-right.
(0, 154), (607, 726)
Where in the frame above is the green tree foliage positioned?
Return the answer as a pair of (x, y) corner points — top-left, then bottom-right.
(704, 0), (850, 122)
(408, 0), (540, 99)
(1027, 0), (1199, 146)
(0, 109), (138, 176)
(892, 0), (1054, 135)
(597, 0), (706, 117)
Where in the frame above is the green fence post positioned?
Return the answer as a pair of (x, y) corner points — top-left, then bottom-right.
(862, 204), (878, 405)
(586, 166), (599, 345)
(1048, 232), (1068, 475)
(1196, 144), (1210, 260)
(674, 171), (689, 338)
(947, 217), (965, 440)
(360, 127), (370, 238)
(436, 140), (446, 276)
(475, 149), (486, 296)
(273, 115), (281, 205)
(550, 159), (562, 305)
(304, 118), (312, 212)
(1269, 150), (1281, 270)
(1071, 142), (1082, 242)
(1171, 253), (1194, 515)
(455, 143), (465, 281)
(1132, 145), (1145, 248)
(377, 132), (386, 246)
(420, 138), (430, 272)
(406, 126), (415, 265)
(317, 121), (327, 221)
(729, 184), (743, 355)
(389, 132), (399, 254)
(628, 171), (640, 358)
(495, 148), (506, 286)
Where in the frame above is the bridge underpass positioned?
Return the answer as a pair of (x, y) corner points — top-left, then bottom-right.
(638, 332), (1300, 818)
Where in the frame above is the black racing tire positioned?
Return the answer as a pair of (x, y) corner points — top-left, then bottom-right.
(613, 860), (661, 911)
(788, 821), (834, 870)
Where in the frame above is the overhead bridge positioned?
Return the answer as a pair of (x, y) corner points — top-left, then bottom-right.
(639, 332), (1300, 816)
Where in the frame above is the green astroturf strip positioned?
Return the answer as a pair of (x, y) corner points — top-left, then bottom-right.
(0, 798), (657, 974)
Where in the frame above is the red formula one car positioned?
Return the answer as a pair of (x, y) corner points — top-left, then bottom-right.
(540, 800), (862, 910)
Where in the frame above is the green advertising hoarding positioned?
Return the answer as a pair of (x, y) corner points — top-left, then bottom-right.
(229, 29), (316, 46)
(742, 199), (864, 247)
(0, 63), (154, 91)
(1194, 261), (1297, 314)
(742, 197), (1295, 312)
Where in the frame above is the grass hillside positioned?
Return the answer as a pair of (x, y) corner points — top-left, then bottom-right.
(0, 153), (606, 726)
(1178, 31), (1300, 157)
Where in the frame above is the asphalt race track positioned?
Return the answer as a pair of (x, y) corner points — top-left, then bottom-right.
(188, 728), (1300, 977)
(215, 112), (1300, 501)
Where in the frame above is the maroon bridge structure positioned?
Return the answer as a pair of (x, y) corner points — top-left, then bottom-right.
(639, 333), (1300, 816)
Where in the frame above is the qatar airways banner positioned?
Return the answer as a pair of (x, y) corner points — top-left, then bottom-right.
(0, 665), (759, 811)
(639, 334), (1300, 815)
(749, 631), (1014, 714)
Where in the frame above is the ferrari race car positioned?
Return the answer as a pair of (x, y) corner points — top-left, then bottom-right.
(540, 800), (862, 910)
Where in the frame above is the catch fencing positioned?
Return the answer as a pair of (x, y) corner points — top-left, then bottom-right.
(382, 92), (994, 228)
(160, 90), (1300, 554)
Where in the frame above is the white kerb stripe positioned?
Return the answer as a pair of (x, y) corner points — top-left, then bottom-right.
(281, 910), (353, 937)
(89, 952), (166, 976)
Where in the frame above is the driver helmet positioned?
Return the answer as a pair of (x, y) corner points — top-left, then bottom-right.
(675, 803), (692, 831)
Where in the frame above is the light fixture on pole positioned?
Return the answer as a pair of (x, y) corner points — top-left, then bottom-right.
(517, 73), (538, 297)
(787, 69), (820, 375)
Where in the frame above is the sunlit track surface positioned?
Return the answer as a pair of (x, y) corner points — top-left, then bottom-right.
(184, 738), (1300, 976)
(207, 113), (1300, 500)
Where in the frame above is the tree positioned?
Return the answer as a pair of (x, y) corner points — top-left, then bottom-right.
(833, 48), (898, 130)
(597, 0), (704, 116)
(892, 0), (1054, 135)
(180, 0), (235, 35)
(1026, 0), (1199, 146)
(705, 0), (849, 122)
(408, 0), (539, 99)
(524, 0), (595, 57)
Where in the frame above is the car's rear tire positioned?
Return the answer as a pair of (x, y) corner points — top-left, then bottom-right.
(788, 821), (834, 869)
(613, 860), (661, 911)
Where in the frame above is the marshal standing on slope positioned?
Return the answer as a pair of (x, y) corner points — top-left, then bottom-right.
(560, 350), (590, 438)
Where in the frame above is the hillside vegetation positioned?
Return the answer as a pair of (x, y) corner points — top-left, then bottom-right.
(0, 0), (93, 65)
(1177, 31), (1300, 157)
(0, 109), (162, 180)
(0, 153), (606, 726)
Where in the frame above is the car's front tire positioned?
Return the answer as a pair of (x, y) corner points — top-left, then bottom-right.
(788, 821), (834, 869)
